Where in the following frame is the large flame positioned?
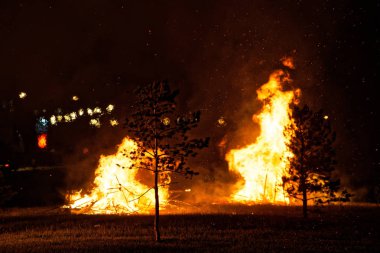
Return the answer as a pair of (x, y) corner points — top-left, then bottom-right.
(226, 68), (297, 204)
(66, 137), (169, 214)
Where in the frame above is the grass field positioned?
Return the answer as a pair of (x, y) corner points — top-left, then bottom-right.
(0, 205), (379, 252)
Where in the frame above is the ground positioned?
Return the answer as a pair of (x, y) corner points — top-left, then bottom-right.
(0, 205), (379, 253)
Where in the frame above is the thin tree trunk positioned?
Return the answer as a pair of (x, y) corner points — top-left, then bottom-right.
(154, 164), (160, 241)
(302, 183), (308, 218)
(300, 131), (307, 218)
(153, 105), (161, 242)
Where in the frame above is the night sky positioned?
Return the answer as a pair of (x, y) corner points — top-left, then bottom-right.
(0, 1), (379, 201)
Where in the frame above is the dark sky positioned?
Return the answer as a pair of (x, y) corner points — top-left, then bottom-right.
(1, 0), (379, 200)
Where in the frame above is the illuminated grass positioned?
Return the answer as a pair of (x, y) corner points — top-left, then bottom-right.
(0, 205), (379, 252)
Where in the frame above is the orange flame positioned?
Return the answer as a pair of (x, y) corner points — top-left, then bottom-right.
(37, 134), (47, 149)
(226, 68), (297, 204)
(66, 137), (170, 214)
(281, 56), (295, 69)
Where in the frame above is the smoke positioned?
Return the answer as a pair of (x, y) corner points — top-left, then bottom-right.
(62, 123), (126, 193)
(56, 1), (329, 203)
(1, 1), (370, 203)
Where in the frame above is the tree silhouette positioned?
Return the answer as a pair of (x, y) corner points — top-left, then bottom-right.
(124, 81), (209, 241)
(282, 104), (350, 218)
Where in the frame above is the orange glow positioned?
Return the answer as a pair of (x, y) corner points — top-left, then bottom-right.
(226, 68), (297, 204)
(65, 137), (170, 214)
(37, 134), (48, 149)
(281, 56), (295, 69)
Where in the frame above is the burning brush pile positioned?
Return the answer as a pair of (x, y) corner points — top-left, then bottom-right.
(65, 137), (169, 214)
(64, 57), (334, 215)
(226, 67), (298, 204)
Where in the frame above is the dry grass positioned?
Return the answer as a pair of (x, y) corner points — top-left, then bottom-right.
(0, 205), (379, 252)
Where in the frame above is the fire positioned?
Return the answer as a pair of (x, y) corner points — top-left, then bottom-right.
(226, 68), (297, 204)
(37, 134), (48, 149)
(281, 56), (295, 69)
(66, 137), (170, 214)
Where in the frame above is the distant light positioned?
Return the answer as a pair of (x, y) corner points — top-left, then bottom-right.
(110, 119), (119, 126)
(64, 114), (71, 122)
(185, 189), (191, 192)
(324, 115), (329, 120)
(70, 112), (77, 120)
(36, 117), (49, 133)
(217, 117), (227, 127)
(37, 134), (48, 149)
(19, 92), (27, 99)
(106, 104), (114, 113)
(5, 163), (10, 168)
(78, 108), (84, 116)
(87, 108), (93, 116)
(50, 115), (57, 125)
(161, 117), (170, 126)
(39, 117), (49, 127)
(90, 118), (101, 128)
(72, 96), (79, 101)
(93, 107), (102, 114)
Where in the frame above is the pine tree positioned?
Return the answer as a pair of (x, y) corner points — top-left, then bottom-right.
(124, 81), (209, 241)
(283, 104), (350, 218)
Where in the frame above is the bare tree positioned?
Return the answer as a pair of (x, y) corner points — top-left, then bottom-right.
(283, 104), (351, 218)
(124, 81), (209, 241)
